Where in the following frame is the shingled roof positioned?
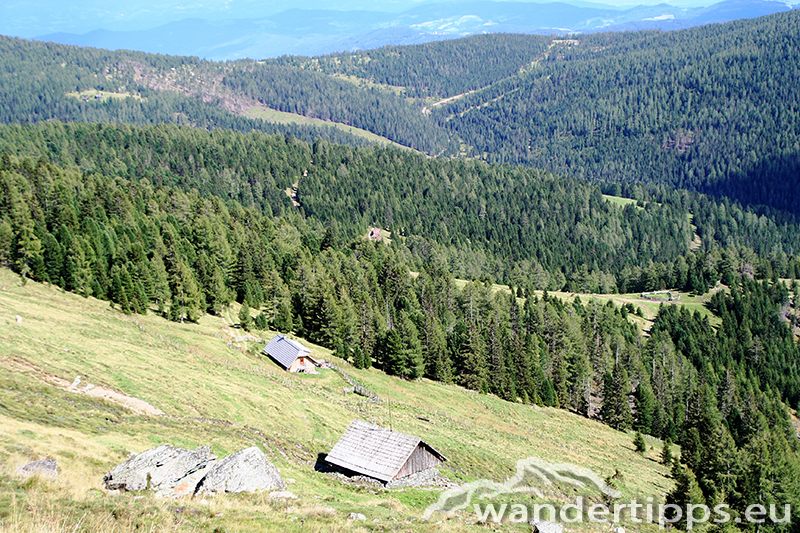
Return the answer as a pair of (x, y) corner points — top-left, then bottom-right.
(325, 419), (446, 483)
(263, 335), (316, 370)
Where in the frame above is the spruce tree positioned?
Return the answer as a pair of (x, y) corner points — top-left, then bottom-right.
(9, 189), (43, 282)
(681, 427), (703, 473)
(540, 378), (557, 407)
(133, 280), (149, 315)
(206, 265), (230, 315)
(601, 363), (633, 431)
(665, 463), (706, 531)
(634, 431), (647, 454)
(120, 267), (136, 308)
(458, 323), (488, 392)
(352, 345), (364, 369)
(362, 346), (372, 369)
(352, 344), (371, 370)
(634, 381), (656, 434)
(238, 300), (253, 331)
(110, 269), (128, 312)
(340, 341), (351, 363)
(381, 329), (406, 376)
(254, 311), (268, 330)
(273, 300), (293, 333)
(661, 438), (673, 466)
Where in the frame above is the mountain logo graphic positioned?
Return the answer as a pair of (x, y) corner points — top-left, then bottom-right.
(423, 457), (621, 520)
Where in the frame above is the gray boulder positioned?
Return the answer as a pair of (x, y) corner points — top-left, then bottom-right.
(103, 444), (216, 492)
(17, 458), (58, 479)
(199, 446), (285, 493)
(104, 444), (177, 491)
(167, 461), (217, 497)
(148, 446), (215, 490)
(531, 519), (564, 533)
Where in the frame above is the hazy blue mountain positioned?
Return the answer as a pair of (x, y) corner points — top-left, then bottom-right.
(0, 0), (421, 38)
(33, 0), (794, 59)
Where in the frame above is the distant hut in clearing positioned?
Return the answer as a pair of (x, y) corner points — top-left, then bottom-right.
(325, 419), (446, 484)
(263, 334), (319, 373)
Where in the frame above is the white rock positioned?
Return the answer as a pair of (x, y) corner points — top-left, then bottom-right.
(532, 519), (564, 533)
(269, 491), (297, 500)
(348, 512), (366, 520)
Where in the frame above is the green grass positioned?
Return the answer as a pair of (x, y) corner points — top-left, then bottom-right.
(602, 194), (641, 210)
(602, 195), (701, 250)
(327, 73), (408, 96)
(449, 277), (722, 333)
(244, 105), (409, 149)
(0, 268), (674, 532)
(66, 90), (141, 100)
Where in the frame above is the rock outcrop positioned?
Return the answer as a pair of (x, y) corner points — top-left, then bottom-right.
(148, 446), (215, 491)
(17, 458), (58, 478)
(104, 444), (284, 497)
(198, 446), (286, 493)
(104, 444), (216, 491)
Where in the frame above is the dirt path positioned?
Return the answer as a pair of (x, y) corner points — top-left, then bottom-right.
(429, 90), (476, 108)
(285, 180), (300, 207)
(2, 357), (164, 416)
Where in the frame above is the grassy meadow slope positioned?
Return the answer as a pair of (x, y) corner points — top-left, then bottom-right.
(243, 106), (411, 149)
(445, 270), (723, 335)
(0, 267), (674, 532)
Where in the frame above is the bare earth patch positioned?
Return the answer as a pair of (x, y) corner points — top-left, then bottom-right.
(1, 356), (164, 416)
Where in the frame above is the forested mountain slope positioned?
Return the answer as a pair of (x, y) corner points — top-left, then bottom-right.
(3, 122), (799, 294)
(288, 11), (800, 216)
(4, 12), (800, 218)
(0, 37), (406, 151)
(0, 35), (450, 154)
(431, 12), (800, 214)
(276, 33), (553, 99)
(2, 125), (800, 530)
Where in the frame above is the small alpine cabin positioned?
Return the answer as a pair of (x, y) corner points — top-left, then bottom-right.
(325, 419), (447, 484)
(263, 335), (319, 373)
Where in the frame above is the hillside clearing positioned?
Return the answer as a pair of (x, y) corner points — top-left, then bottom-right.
(446, 276), (723, 334)
(66, 89), (141, 100)
(601, 194), (641, 210)
(244, 105), (409, 149)
(0, 268), (673, 532)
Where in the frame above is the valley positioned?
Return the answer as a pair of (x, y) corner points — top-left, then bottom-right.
(0, 8), (799, 533)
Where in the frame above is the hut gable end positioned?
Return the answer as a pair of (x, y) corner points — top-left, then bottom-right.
(395, 443), (443, 480)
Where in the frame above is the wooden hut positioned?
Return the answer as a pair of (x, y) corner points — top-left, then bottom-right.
(325, 419), (446, 483)
(263, 335), (319, 373)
